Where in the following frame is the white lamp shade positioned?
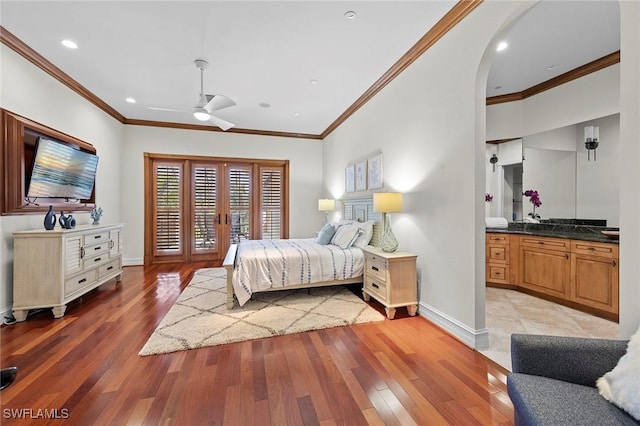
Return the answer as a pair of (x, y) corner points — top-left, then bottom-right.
(193, 107), (210, 121)
(318, 199), (336, 211)
(373, 192), (403, 213)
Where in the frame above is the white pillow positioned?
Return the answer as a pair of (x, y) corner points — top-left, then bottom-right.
(352, 220), (375, 248)
(331, 223), (364, 249)
(596, 326), (640, 421)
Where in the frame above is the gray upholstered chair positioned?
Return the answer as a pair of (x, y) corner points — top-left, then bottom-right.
(507, 333), (638, 425)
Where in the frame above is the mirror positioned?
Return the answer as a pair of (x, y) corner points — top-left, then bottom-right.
(487, 113), (619, 227)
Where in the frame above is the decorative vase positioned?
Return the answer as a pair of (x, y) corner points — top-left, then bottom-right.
(58, 211), (68, 228)
(91, 207), (103, 225)
(44, 206), (56, 230)
(66, 215), (76, 229)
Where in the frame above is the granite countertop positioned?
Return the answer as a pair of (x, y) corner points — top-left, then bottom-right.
(486, 222), (619, 244)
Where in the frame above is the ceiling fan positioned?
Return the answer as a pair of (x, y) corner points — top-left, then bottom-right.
(148, 59), (236, 131)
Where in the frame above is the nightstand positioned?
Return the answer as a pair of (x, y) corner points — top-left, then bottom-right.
(361, 246), (418, 319)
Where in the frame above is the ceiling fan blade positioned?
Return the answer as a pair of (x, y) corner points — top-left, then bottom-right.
(204, 94), (236, 112)
(147, 106), (184, 112)
(209, 115), (235, 131)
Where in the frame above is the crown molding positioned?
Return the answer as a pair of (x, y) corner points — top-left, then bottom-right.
(321, 0), (484, 139)
(124, 119), (322, 140)
(487, 51), (620, 106)
(486, 138), (520, 145)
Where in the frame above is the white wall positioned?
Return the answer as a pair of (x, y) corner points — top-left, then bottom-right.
(324, 1), (537, 348)
(121, 125), (324, 264)
(0, 45), (125, 315)
(618, 0), (640, 338)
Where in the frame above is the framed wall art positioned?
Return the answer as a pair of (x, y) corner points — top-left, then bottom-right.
(355, 160), (367, 191)
(367, 153), (383, 190)
(345, 164), (355, 193)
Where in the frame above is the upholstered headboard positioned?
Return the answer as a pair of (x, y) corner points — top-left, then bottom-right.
(341, 197), (382, 247)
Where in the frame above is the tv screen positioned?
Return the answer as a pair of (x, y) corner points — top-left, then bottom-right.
(27, 137), (99, 200)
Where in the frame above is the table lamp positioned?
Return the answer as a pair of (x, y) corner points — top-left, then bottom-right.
(373, 192), (403, 252)
(318, 199), (336, 224)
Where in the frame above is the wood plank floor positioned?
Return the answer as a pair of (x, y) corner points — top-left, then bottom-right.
(1, 263), (514, 425)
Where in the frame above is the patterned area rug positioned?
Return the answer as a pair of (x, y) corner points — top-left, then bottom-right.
(139, 268), (385, 356)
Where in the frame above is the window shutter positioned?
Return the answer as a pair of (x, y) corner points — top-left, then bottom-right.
(261, 168), (283, 239)
(229, 168), (251, 243)
(154, 164), (182, 253)
(193, 165), (217, 250)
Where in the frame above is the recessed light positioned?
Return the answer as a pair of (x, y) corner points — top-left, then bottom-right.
(547, 64), (558, 70)
(496, 41), (508, 52)
(344, 11), (357, 20)
(126, 97), (136, 103)
(310, 79), (319, 85)
(294, 112), (299, 117)
(259, 102), (270, 108)
(493, 86), (502, 90)
(61, 39), (78, 49)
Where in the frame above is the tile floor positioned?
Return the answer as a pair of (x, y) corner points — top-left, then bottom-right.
(481, 287), (619, 370)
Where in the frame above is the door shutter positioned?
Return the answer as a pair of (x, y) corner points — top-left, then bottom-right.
(154, 163), (183, 254)
(260, 167), (284, 239)
(193, 165), (218, 251)
(228, 167), (251, 244)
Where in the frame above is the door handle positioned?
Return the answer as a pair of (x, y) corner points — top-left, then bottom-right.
(225, 214), (229, 225)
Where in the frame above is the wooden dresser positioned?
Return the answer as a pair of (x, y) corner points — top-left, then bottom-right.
(361, 246), (418, 319)
(12, 223), (123, 321)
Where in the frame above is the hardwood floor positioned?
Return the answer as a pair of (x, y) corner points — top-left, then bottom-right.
(1, 264), (514, 425)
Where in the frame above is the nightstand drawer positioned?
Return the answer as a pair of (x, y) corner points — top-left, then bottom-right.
(364, 275), (387, 302)
(365, 257), (388, 283)
(65, 269), (98, 297)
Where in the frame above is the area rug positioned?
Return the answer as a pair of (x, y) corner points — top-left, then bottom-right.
(139, 268), (385, 356)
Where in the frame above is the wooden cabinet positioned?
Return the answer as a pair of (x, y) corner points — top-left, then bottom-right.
(361, 246), (417, 319)
(486, 233), (516, 285)
(485, 232), (619, 320)
(518, 236), (571, 299)
(570, 241), (618, 315)
(12, 224), (123, 321)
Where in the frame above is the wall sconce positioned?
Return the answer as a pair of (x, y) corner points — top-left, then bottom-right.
(489, 153), (499, 172)
(373, 192), (403, 252)
(317, 198), (336, 224)
(584, 126), (599, 161)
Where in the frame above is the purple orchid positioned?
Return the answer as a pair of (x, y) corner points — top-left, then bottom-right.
(523, 189), (542, 208)
(485, 193), (493, 203)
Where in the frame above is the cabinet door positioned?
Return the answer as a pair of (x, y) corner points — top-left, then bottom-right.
(64, 235), (83, 277)
(519, 246), (570, 298)
(109, 228), (122, 257)
(570, 253), (618, 314)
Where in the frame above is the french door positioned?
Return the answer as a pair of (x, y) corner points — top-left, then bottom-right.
(144, 154), (289, 265)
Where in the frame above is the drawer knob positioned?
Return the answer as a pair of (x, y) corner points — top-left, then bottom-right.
(107, 266), (113, 271)
(372, 283), (379, 289)
(372, 266), (379, 272)
(78, 278), (87, 284)
(94, 235), (102, 239)
(94, 257), (102, 263)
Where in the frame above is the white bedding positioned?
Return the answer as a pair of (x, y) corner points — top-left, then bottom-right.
(232, 238), (365, 306)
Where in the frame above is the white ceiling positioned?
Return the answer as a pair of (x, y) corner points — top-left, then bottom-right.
(0, 1), (621, 136)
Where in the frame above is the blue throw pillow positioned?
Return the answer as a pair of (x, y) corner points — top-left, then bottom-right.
(315, 223), (336, 245)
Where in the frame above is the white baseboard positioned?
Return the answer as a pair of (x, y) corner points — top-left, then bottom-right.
(123, 258), (143, 266)
(419, 301), (489, 350)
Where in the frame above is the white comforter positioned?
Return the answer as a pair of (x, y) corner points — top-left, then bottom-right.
(232, 238), (365, 306)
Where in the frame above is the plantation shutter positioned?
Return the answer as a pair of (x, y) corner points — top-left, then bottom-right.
(260, 167), (284, 239)
(154, 163), (182, 254)
(193, 165), (217, 251)
(228, 167), (251, 244)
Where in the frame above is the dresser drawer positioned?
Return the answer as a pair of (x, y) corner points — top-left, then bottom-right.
(83, 231), (110, 245)
(365, 256), (388, 283)
(64, 269), (98, 297)
(98, 257), (121, 279)
(83, 241), (110, 258)
(83, 252), (110, 269)
(364, 275), (387, 302)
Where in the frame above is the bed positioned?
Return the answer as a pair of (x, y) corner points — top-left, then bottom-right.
(223, 197), (381, 308)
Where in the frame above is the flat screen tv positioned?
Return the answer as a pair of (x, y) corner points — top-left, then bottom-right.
(27, 137), (99, 200)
